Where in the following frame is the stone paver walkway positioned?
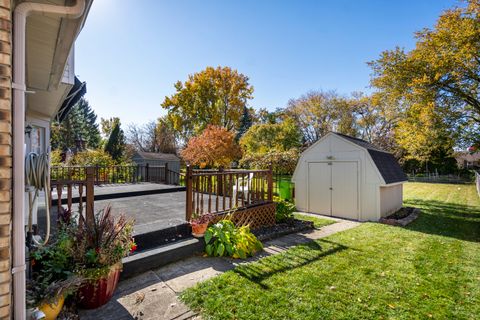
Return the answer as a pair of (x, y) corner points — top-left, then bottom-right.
(80, 216), (360, 320)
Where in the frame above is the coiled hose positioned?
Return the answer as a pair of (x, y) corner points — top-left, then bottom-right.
(25, 152), (51, 246)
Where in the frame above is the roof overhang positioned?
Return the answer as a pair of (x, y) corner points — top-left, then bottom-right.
(18, 0), (93, 119)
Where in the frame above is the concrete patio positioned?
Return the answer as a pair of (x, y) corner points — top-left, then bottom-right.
(79, 216), (360, 320)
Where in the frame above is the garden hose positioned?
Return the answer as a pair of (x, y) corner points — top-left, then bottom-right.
(25, 152), (51, 246)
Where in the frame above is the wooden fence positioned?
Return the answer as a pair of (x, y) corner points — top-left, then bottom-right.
(185, 166), (275, 228)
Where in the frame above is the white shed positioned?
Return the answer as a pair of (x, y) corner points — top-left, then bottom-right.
(292, 133), (407, 221)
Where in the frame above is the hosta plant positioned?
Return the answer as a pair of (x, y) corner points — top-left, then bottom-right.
(204, 220), (263, 259)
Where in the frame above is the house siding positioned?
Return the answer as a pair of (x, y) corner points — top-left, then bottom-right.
(0, 0), (11, 318)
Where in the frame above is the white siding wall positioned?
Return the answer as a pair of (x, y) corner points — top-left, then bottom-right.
(380, 184), (403, 217)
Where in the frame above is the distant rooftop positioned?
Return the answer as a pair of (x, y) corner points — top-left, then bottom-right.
(133, 151), (180, 162)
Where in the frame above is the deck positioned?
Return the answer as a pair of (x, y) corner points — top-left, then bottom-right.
(38, 183), (188, 237)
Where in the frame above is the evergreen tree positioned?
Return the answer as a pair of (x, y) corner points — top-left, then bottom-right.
(104, 122), (126, 162)
(51, 98), (101, 150)
(236, 106), (253, 141)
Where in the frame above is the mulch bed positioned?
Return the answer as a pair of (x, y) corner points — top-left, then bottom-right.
(253, 219), (314, 241)
(379, 207), (420, 227)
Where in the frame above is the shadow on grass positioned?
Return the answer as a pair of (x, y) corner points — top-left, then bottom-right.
(233, 239), (348, 289)
(405, 199), (480, 242)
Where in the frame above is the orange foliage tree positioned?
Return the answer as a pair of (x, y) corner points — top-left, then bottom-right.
(181, 125), (241, 168)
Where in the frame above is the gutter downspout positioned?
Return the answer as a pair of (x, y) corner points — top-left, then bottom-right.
(12, 1), (86, 318)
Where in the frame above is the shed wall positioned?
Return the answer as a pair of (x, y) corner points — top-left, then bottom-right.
(379, 184), (403, 217)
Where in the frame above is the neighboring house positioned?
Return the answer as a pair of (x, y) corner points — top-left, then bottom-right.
(132, 151), (181, 184)
(0, 1), (93, 318)
(292, 132), (407, 221)
(455, 152), (480, 169)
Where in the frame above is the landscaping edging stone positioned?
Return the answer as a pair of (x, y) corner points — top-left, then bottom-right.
(379, 207), (420, 227)
(254, 219), (315, 241)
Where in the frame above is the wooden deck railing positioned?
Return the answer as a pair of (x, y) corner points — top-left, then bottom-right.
(51, 164), (183, 185)
(185, 166), (273, 221)
(51, 166), (95, 225)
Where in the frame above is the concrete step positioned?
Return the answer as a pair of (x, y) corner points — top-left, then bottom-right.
(133, 222), (192, 252)
(121, 237), (205, 279)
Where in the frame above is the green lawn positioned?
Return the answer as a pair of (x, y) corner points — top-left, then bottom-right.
(294, 213), (336, 228)
(181, 183), (480, 319)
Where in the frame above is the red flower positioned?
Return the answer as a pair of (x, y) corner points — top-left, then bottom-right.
(130, 240), (137, 253)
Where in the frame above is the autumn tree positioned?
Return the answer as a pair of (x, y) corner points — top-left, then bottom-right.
(349, 93), (399, 153)
(395, 100), (456, 172)
(240, 118), (302, 154)
(286, 90), (357, 145)
(126, 117), (178, 154)
(239, 118), (302, 173)
(369, 0), (480, 147)
(156, 116), (178, 154)
(161, 66), (254, 139)
(181, 125), (241, 168)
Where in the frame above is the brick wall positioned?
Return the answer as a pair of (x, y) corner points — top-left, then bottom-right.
(0, 0), (11, 318)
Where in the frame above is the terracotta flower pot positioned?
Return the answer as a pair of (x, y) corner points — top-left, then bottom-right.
(79, 262), (122, 309)
(191, 222), (209, 237)
(38, 294), (65, 320)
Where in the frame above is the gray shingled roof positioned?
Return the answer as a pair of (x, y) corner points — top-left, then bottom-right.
(134, 151), (180, 162)
(334, 133), (407, 184)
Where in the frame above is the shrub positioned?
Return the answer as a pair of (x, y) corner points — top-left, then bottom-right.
(274, 196), (296, 223)
(28, 228), (83, 307)
(50, 149), (63, 166)
(67, 149), (115, 167)
(204, 220), (263, 259)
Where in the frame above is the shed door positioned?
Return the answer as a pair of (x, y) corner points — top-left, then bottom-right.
(331, 162), (358, 219)
(308, 163), (331, 215)
(308, 162), (358, 219)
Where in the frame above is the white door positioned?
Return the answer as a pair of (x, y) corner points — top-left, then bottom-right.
(332, 162), (358, 219)
(308, 162), (331, 215)
(308, 162), (358, 219)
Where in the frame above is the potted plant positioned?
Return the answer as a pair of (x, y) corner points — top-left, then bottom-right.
(27, 228), (83, 320)
(71, 204), (136, 309)
(189, 212), (215, 238)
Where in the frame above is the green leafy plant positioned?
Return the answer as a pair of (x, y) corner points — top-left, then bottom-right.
(274, 196), (296, 223)
(27, 228), (83, 307)
(204, 220), (263, 259)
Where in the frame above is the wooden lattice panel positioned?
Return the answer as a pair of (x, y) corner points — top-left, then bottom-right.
(210, 202), (276, 229)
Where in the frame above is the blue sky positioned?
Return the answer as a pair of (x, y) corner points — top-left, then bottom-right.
(75, 0), (458, 125)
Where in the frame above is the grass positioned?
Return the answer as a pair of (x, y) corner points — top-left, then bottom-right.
(293, 213), (336, 228)
(181, 182), (480, 319)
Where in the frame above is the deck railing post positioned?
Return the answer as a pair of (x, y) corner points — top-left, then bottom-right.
(267, 165), (273, 202)
(185, 165), (193, 221)
(165, 163), (169, 184)
(85, 166), (95, 226)
(217, 166), (224, 196)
